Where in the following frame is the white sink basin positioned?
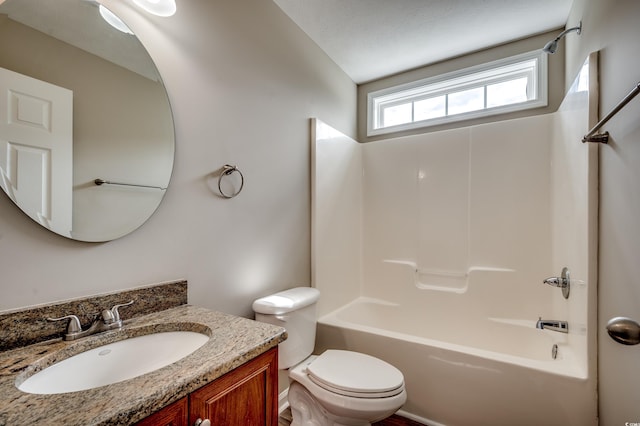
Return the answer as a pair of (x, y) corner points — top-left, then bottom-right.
(17, 331), (209, 394)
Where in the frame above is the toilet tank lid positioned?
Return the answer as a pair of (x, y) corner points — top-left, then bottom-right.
(253, 287), (320, 315)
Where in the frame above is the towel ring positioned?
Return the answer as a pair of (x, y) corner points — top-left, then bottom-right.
(218, 164), (244, 198)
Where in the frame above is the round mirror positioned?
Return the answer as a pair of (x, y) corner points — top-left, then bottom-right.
(0, 0), (175, 242)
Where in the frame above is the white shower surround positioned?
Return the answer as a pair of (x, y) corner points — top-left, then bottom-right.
(311, 56), (597, 426)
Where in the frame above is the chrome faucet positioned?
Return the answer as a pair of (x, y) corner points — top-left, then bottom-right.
(536, 317), (569, 333)
(48, 301), (134, 341)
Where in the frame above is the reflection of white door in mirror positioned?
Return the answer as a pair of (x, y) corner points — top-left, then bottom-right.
(0, 66), (73, 236)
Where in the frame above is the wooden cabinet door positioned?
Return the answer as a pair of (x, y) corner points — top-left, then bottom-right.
(189, 347), (278, 426)
(135, 397), (188, 426)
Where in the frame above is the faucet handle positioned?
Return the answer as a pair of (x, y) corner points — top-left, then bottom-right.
(47, 315), (82, 334)
(110, 300), (134, 322)
(542, 267), (571, 299)
(101, 309), (116, 324)
(543, 277), (563, 287)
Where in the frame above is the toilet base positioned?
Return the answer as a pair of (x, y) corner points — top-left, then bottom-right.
(289, 382), (373, 426)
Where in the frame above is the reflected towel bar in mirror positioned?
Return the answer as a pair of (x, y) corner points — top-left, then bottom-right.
(94, 178), (167, 190)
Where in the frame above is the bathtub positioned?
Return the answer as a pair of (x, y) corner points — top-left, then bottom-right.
(315, 297), (596, 426)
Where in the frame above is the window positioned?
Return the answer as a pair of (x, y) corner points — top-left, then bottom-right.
(367, 51), (548, 136)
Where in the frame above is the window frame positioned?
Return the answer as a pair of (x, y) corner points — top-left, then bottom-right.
(367, 50), (548, 136)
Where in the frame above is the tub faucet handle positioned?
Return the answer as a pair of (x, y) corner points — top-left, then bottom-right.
(542, 267), (570, 299)
(543, 276), (567, 287)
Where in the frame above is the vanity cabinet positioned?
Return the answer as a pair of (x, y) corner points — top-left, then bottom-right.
(136, 347), (278, 426)
(136, 398), (188, 426)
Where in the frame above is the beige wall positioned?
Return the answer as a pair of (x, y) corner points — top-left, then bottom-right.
(564, 1), (640, 424)
(0, 0), (356, 315)
(358, 30), (566, 142)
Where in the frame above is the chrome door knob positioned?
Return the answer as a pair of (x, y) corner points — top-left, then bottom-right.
(606, 317), (640, 345)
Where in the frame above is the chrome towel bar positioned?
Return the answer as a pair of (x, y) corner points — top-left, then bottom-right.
(583, 81), (640, 143)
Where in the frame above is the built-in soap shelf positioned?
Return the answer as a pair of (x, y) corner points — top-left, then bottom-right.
(383, 260), (514, 294)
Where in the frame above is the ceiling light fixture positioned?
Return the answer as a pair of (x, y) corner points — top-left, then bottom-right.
(543, 21), (582, 54)
(132, 0), (176, 17)
(99, 5), (133, 34)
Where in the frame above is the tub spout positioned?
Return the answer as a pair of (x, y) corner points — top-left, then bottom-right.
(536, 318), (569, 333)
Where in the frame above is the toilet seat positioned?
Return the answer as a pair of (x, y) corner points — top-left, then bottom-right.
(288, 351), (407, 424)
(305, 350), (405, 398)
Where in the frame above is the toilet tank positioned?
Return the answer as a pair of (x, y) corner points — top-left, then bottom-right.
(253, 287), (320, 369)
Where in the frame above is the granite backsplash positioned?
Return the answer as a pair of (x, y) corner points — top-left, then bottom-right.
(0, 280), (187, 351)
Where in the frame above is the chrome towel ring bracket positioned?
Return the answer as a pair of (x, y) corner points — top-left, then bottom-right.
(218, 164), (244, 198)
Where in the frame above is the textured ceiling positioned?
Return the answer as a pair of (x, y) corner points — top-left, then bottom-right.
(274, 0), (574, 84)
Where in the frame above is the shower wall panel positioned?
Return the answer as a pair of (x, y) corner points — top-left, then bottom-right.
(311, 118), (363, 316)
(360, 115), (553, 315)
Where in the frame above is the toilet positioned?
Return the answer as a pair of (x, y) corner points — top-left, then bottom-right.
(253, 287), (407, 426)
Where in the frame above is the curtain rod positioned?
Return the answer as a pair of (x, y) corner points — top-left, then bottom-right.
(583, 82), (640, 143)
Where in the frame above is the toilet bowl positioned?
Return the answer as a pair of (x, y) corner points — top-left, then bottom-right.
(253, 287), (406, 426)
(288, 352), (407, 426)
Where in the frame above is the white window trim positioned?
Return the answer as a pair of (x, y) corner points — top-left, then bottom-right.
(367, 50), (548, 136)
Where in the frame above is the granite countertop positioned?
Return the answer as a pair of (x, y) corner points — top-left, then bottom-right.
(0, 305), (286, 425)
